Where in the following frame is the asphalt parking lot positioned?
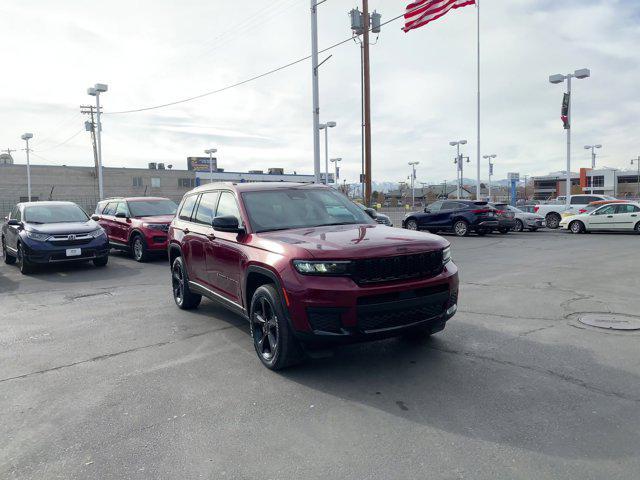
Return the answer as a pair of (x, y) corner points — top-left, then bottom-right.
(1, 230), (639, 480)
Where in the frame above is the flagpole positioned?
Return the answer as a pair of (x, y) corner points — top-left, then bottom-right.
(476, 0), (481, 200)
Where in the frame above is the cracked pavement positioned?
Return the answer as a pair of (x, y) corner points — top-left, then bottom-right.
(1, 232), (639, 479)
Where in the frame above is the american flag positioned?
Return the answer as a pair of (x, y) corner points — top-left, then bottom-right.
(403, 0), (476, 33)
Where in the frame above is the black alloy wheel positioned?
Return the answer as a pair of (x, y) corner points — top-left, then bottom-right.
(513, 219), (524, 232)
(17, 243), (33, 274)
(405, 219), (418, 230)
(171, 256), (201, 310)
(546, 213), (561, 229)
(453, 220), (470, 237)
(252, 296), (279, 363)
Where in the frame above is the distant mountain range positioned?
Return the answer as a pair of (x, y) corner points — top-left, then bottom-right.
(362, 178), (526, 193)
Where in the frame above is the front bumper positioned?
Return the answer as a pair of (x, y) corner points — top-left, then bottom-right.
(22, 236), (110, 264)
(281, 262), (459, 344)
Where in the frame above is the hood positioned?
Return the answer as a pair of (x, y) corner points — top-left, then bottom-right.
(26, 220), (100, 235)
(255, 223), (448, 260)
(134, 214), (174, 223)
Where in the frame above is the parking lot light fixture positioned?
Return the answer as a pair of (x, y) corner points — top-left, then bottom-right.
(584, 144), (602, 193)
(408, 161), (419, 207)
(20, 133), (33, 201)
(450, 140), (467, 199)
(319, 122), (337, 185)
(204, 148), (217, 183)
(548, 68), (591, 205)
(483, 154), (497, 200)
(330, 157), (342, 186)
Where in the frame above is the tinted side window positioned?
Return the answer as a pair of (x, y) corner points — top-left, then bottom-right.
(194, 192), (219, 225)
(178, 195), (198, 221)
(216, 192), (241, 220)
(570, 197), (584, 205)
(596, 205), (616, 215)
(103, 202), (117, 215)
(442, 201), (461, 210)
(427, 202), (442, 212)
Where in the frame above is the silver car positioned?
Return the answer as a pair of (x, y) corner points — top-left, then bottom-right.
(505, 205), (545, 232)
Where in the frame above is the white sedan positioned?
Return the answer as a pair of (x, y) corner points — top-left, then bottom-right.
(559, 202), (640, 233)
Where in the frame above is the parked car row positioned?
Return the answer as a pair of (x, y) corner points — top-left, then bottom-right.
(401, 200), (545, 236)
(2, 183), (459, 370)
(559, 201), (640, 233)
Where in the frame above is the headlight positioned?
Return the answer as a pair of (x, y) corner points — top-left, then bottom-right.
(90, 228), (106, 238)
(25, 231), (51, 241)
(442, 246), (451, 265)
(143, 223), (168, 231)
(293, 260), (351, 275)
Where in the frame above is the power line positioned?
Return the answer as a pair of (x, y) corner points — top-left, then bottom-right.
(35, 128), (84, 152)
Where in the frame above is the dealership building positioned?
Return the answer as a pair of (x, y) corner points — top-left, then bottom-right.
(532, 168), (640, 200)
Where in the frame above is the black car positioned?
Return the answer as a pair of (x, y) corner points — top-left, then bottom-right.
(402, 200), (499, 236)
(490, 203), (516, 234)
(2, 201), (109, 274)
(355, 202), (393, 226)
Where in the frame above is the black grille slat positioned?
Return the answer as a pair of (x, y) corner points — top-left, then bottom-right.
(352, 251), (443, 285)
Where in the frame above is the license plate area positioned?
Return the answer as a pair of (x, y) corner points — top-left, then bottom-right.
(66, 248), (81, 257)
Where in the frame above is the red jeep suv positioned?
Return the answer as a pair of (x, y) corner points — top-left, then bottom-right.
(94, 197), (177, 262)
(168, 183), (459, 370)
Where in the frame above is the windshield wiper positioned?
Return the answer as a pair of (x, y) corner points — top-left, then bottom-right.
(320, 222), (358, 227)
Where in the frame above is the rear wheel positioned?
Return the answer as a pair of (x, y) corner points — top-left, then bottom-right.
(569, 220), (585, 234)
(2, 238), (16, 265)
(546, 213), (561, 229)
(131, 234), (149, 262)
(250, 284), (303, 370)
(635, 222), (640, 233)
(405, 219), (418, 230)
(16, 243), (34, 274)
(453, 220), (470, 237)
(171, 256), (201, 310)
(513, 219), (524, 232)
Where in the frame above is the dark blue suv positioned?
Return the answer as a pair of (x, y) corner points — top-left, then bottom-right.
(2, 201), (109, 274)
(402, 200), (499, 237)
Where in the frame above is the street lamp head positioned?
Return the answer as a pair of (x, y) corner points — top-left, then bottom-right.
(21, 133), (33, 140)
(330, 157), (342, 163)
(549, 73), (566, 84)
(574, 68), (590, 79)
(449, 141), (457, 146)
(595, 144), (602, 149)
(326, 121), (337, 128)
(318, 123), (326, 130)
(584, 145), (591, 150)
(204, 148), (217, 154)
(87, 87), (97, 96)
(94, 83), (108, 93)
(460, 139), (467, 145)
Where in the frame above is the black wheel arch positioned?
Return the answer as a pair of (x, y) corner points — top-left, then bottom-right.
(128, 228), (146, 245)
(244, 265), (291, 325)
(168, 242), (182, 266)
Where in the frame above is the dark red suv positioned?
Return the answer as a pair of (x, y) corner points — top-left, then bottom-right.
(94, 197), (177, 262)
(168, 183), (459, 370)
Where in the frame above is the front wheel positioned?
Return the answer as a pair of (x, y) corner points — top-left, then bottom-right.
(250, 284), (303, 370)
(2, 238), (16, 265)
(546, 213), (561, 229)
(171, 256), (201, 310)
(569, 220), (585, 234)
(131, 235), (149, 262)
(635, 222), (640, 233)
(405, 219), (418, 230)
(513, 219), (524, 232)
(453, 220), (470, 237)
(17, 243), (34, 274)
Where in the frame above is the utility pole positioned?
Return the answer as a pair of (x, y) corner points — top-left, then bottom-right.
(362, 0), (372, 206)
(310, 0), (321, 184)
(81, 105), (100, 185)
(2, 148), (16, 157)
(408, 161), (419, 208)
(21, 133), (33, 201)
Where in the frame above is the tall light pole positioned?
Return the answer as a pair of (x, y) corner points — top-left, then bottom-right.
(319, 121), (336, 185)
(88, 83), (108, 200)
(204, 148), (217, 184)
(631, 156), (640, 199)
(483, 154), (496, 200)
(549, 68), (590, 206)
(450, 140), (467, 200)
(330, 157), (342, 187)
(21, 133), (33, 201)
(584, 144), (602, 194)
(310, 0), (321, 184)
(408, 161), (419, 207)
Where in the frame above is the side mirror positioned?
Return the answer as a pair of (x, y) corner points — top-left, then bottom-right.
(115, 212), (127, 219)
(91, 214), (100, 221)
(212, 215), (244, 233)
(364, 207), (377, 219)
(7, 219), (21, 227)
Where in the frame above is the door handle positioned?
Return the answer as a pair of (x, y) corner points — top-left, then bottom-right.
(183, 228), (190, 234)
(607, 215), (613, 218)
(632, 214), (638, 217)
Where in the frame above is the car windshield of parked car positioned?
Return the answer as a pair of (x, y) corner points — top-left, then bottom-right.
(128, 200), (178, 217)
(23, 204), (88, 224)
(242, 189), (373, 232)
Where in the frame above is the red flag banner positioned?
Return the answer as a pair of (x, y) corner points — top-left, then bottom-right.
(403, 0), (476, 32)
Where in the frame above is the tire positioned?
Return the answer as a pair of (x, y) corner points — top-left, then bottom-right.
(93, 256), (108, 267)
(171, 256), (201, 310)
(2, 238), (16, 265)
(131, 234), (149, 262)
(569, 220), (585, 234)
(16, 243), (34, 275)
(635, 222), (640, 233)
(250, 284), (303, 370)
(513, 219), (524, 232)
(453, 220), (470, 237)
(405, 219), (418, 230)
(498, 227), (510, 234)
(545, 213), (561, 229)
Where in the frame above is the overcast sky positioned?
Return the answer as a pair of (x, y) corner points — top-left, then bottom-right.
(1, 0), (639, 185)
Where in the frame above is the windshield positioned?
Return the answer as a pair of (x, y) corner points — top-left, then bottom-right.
(242, 189), (374, 233)
(24, 204), (88, 224)
(128, 199), (177, 217)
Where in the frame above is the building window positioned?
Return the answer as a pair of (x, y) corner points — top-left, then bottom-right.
(587, 176), (604, 187)
(133, 177), (143, 187)
(151, 177), (161, 188)
(178, 178), (195, 188)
